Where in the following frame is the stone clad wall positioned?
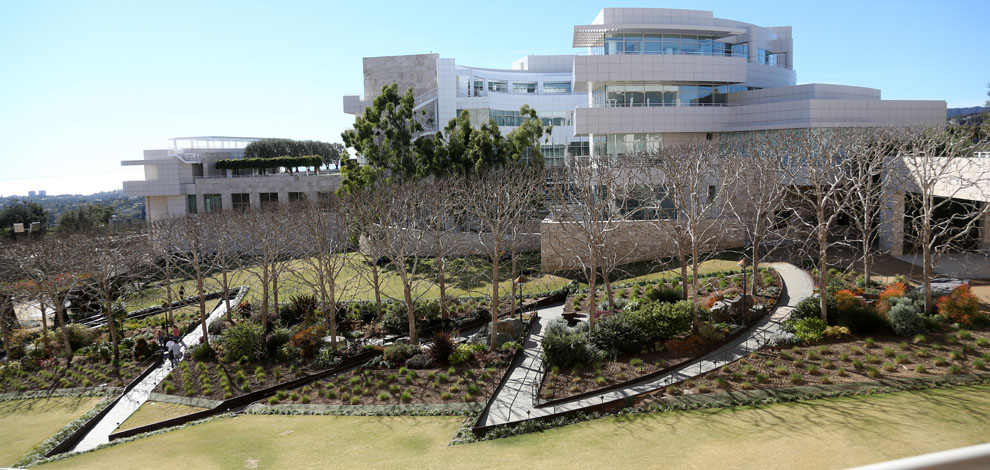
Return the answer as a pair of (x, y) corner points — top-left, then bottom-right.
(541, 218), (748, 271)
(360, 229), (541, 258)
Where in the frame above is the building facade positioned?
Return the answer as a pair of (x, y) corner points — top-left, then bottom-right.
(343, 8), (946, 163)
(122, 136), (341, 222)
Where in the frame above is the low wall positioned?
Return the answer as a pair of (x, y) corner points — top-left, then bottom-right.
(541, 218), (748, 271)
(360, 229), (540, 258)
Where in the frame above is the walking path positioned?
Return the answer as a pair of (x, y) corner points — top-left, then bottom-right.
(480, 262), (814, 428)
(71, 287), (247, 453)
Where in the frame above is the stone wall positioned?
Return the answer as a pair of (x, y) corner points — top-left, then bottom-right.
(541, 218), (748, 271)
(363, 54), (438, 100)
(360, 229), (541, 258)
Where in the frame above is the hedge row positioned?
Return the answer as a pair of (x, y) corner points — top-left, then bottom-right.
(215, 156), (322, 171)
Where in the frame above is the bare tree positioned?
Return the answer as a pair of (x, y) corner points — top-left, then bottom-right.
(149, 220), (182, 327)
(895, 126), (990, 313)
(461, 167), (544, 346)
(0, 242), (21, 360)
(780, 128), (856, 322)
(841, 127), (898, 286)
(644, 140), (741, 330)
(368, 179), (438, 345)
(14, 235), (88, 363)
(205, 211), (241, 321)
(82, 228), (150, 375)
(349, 190), (390, 322)
(727, 132), (789, 297)
(158, 216), (215, 345)
(292, 196), (354, 351)
(235, 207), (288, 331)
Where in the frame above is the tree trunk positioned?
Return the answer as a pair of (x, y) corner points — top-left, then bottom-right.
(39, 300), (48, 333)
(56, 302), (73, 364)
(863, 213), (873, 286)
(404, 281), (417, 345)
(1, 294), (13, 360)
(272, 272), (280, 318)
(602, 264), (615, 312)
(510, 254), (518, 319)
(222, 268), (231, 322)
(198, 275), (208, 346)
(691, 240), (701, 333)
(490, 254), (500, 351)
(107, 296), (121, 377)
(923, 241), (934, 315)
(327, 278), (338, 351)
(438, 258), (448, 322)
(372, 266), (383, 322)
(751, 232), (761, 299)
(818, 223), (829, 323)
(678, 251), (689, 301)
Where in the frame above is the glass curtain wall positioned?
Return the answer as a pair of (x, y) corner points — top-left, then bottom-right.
(603, 84), (747, 107)
(604, 34), (748, 58)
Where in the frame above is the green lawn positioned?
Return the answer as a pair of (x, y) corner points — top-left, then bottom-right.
(0, 397), (101, 467)
(37, 385), (990, 470)
(115, 402), (205, 432)
(124, 253), (572, 312)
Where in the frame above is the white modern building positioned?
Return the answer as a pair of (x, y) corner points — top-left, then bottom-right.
(343, 8), (946, 162)
(122, 136), (341, 222)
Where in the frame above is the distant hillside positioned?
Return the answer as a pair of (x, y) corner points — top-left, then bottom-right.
(0, 189), (144, 226)
(947, 106), (989, 119)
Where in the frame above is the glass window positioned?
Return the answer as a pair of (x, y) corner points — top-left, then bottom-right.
(605, 34), (622, 55)
(731, 43), (748, 58)
(512, 82), (537, 94)
(186, 195), (197, 215)
(625, 86), (644, 107)
(662, 35), (679, 54)
(698, 38), (713, 56)
(645, 85), (663, 107)
(644, 35), (662, 54)
(623, 34), (642, 54)
(232, 193), (250, 211)
(544, 82), (571, 94)
(288, 192), (305, 203)
(472, 79), (484, 96)
(259, 192), (278, 207)
(204, 194), (221, 213)
(681, 35), (698, 55)
(487, 80), (507, 93)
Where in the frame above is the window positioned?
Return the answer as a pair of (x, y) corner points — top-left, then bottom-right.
(472, 79), (484, 97)
(512, 82), (537, 94)
(288, 192), (305, 203)
(259, 192), (278, 207)
(487, 80), (507, 93)
(708, 185), (718, 201)
(186, 195), (197, 215)
(602, 133), (663, 156)
(543, 82), (571, 94)
(204, 194), (221, 213)
(731, 43), (748, 58)
(232, 193), (250, 210)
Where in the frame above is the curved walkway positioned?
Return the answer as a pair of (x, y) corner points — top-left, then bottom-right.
(71, 287), (248, 453)
(480, 262), (814, 428)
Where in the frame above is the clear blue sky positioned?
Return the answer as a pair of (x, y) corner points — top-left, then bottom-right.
(1, 0), (987, 196)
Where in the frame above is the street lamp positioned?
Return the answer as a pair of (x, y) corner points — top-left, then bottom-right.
(514, 275), (530, 322)
(737, 257), (751, 299)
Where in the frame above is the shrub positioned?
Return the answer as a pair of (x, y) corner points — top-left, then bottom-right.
(448, 343), (485, 365)
(637, 300), (693, 341)
(132, 338), (153, 361)
(937, 285), (981, 325)
(277, 344), (301, 363)
(888, 297), (925, 337)
(191, 342), (216, 362)
(62, 324), (95, 351)
(792, 296), (823, 321)
(646, 286), (682, 304)
(383, 343), (421, 365)
(590, 311), (648, 355)
(823, 325), (850, 339)
(429, 331), (455, 365)
(878, 282), (908, 314)
(221, 322), (265, 362)
(266, 328), (292, 359)
(541, 320), (597, 369)
(290, 324), (328, 360)
(313, 346), (340, 369)
(279, 294), (318, 327)
(791, 317), (827, 344)
(948, 364), (963, 375)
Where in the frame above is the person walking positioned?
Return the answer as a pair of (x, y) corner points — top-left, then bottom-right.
(178, 286), (185, 299)
(165, 339), (176, 366)
(168, 339), (182, 366)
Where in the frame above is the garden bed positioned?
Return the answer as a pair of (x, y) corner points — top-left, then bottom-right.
(0, 359), (145, 394)
(643, 328), (990, 398)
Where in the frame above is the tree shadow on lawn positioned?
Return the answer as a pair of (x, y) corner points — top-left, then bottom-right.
(0, 396), (97, 418)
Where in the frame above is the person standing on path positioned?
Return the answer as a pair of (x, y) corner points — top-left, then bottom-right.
(178, 286), (185, 299)
(168, 339), (182, 366)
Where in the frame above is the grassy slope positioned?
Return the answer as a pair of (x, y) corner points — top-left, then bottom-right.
(38, 385), (990, 470)
(114, 402), (205, 432)
(124, 253), (573, 311)
(0, 397), (101, 467)
(123, 253), (747, 313)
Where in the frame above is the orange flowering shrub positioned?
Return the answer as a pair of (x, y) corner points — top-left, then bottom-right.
(937, 285), (981, 325)
(834, 289), (863, 314)
(878, 282), (908, 314)
(703, 294), (722, 310)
